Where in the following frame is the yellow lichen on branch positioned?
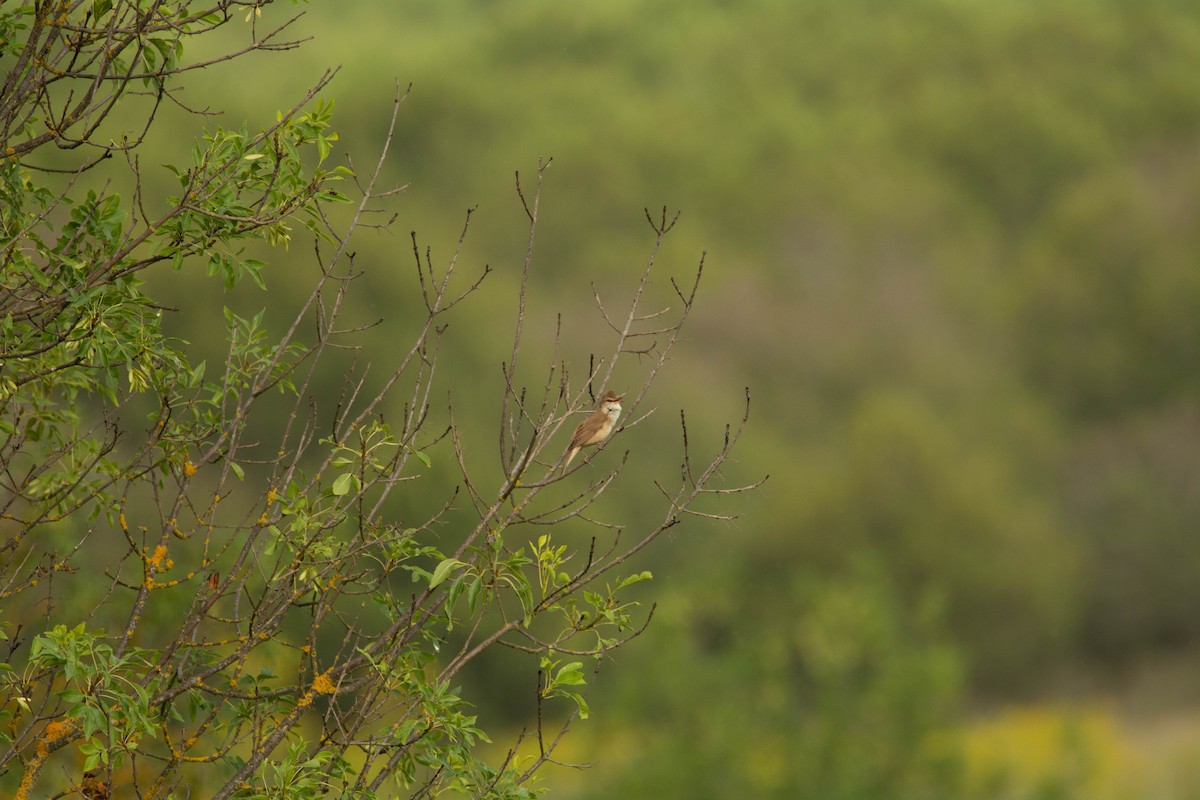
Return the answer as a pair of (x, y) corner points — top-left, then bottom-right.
(147, 544), (171, 572)
(15, 717), (80, 800)
(311, 670), (337, 695)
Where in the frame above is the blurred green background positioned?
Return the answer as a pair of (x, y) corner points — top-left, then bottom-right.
(135, 0), (1200, 796)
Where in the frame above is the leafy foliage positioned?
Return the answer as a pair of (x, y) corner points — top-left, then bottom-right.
(571, 560), (966, 800)
(0, 3), (756, 799)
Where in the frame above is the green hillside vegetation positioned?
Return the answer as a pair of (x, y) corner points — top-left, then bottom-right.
(172, 0), (1200, 679)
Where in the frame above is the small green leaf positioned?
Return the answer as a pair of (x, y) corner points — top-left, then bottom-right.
(429, 558), (464, 589)
(242, 258), (267, 291)
(446, 574), (466, 608)
(555, 662), (586, 686)
(466, 577), (483, 615)
(331, 472), (354, 496)
(82, 746), (103, 772)
(617, 571), (653, 589)
(570, 692), (590, 719)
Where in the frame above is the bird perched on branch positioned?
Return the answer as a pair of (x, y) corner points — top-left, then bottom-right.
(81, 770), (110, 800)
(564, 390), (623, 468)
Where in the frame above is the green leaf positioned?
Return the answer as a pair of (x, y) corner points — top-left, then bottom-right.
(82, 743), (103, 772)
(446, 574), (466, 609)
(554, 662), (586, 686)
(466, 577), (483, 615)
(331, 472), (354, 496)
(264, 525), (281, 556)
(245, 261), (267, 291)
(570, 692), (590, 720)
(429, 558), (464, 589)
(617, 571), (653, 589)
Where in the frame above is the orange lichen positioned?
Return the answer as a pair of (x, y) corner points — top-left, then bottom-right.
(39, 717), (79, 756)
(147, 544), (169, 571)
(311, 671), (336, 695)
(184, 461), (197, 477)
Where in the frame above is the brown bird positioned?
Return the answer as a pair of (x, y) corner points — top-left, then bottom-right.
(564, 390), (623, 468)
(81, 770), (110, 800)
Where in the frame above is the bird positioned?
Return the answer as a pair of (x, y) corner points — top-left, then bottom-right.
(564, 390), (623, 469)
(81, 770), (110, 800)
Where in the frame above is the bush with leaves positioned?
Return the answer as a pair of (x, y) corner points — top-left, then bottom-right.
(0, 2), (758, 798)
